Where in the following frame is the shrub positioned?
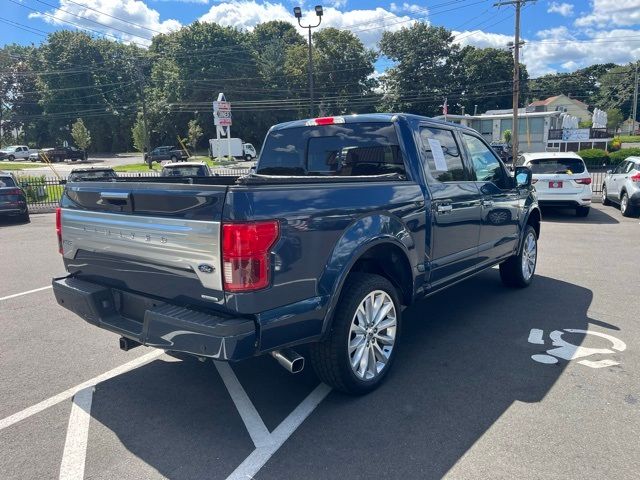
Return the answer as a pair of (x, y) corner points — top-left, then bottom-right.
(608, 137), (622, 151)
(577, 148), (609, 167)
(609, 148), (640, 165)
(18, 175), (48, 202)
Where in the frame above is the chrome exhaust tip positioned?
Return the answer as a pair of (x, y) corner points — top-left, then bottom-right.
(270, 348), (304, 374)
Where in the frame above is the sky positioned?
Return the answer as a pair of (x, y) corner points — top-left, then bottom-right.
(2, 0), (640, 77)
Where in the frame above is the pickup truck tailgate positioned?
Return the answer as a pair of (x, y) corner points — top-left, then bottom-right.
(60, 182), (227, 308)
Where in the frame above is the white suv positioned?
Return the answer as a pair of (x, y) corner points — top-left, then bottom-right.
(520, 152), (592, 217)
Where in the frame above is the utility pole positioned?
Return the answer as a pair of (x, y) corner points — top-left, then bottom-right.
(495, 0), (532, 158)
(135, 64), (152, 169)
(632, 62), (638, 135)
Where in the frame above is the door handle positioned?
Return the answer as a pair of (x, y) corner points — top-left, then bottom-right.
(436, 205), (453, 213)
(482, 200), (494, 207)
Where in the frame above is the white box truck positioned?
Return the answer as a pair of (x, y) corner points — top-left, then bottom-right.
(209, 138), (257, 161)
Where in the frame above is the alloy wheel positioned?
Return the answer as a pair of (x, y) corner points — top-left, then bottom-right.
(348, 290), (397, 381)
(521, 232), (537, 281)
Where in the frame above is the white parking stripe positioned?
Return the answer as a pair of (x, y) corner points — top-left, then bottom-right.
(0, 349), (164, 432)
(214, 362), (272, 448)
(226, 383), (331, 480)
(0, 285), (52, 301)
(59, 388), (94, 480)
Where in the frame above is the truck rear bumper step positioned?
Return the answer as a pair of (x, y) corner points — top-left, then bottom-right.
(52, 277), (256, 361)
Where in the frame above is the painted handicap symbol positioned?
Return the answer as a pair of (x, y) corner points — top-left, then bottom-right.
(528, 328), (626, 369)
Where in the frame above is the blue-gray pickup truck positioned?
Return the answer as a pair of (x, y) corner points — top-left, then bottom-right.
(52, 114), (540, 395)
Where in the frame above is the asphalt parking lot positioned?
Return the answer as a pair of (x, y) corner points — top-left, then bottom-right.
(1, 204), (638, 480)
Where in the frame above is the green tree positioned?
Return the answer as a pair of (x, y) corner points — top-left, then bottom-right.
(594, 63), (638, 119)
(503, 129), (512, 145)
(529, 63), (615, 106)
(187, 119), (203, 150)
(379, 24), (462, 116)
(71, 118), (91, 150)
(458, 46), (528, 114)
(607, 108), (624, 132)
(131, 116), (147, 153)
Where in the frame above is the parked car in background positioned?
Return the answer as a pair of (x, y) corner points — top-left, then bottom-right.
(490, 142), (513, 164)
(145, 146), (189, 163)
(601, 156), (640, 217)
(0, 171), (29, 222)
(32, 146), (86, 163)
(68, 167), (117, 182)
(520, 152), (592, 217)
(52, 113), (541, 395)
(0, 145), (32, 161)
(160, 161), (211, 177)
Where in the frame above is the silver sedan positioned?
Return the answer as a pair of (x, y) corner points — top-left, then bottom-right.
(601, 156), (640, 217)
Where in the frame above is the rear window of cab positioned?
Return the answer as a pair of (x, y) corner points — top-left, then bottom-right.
(257, 122), (407, 177)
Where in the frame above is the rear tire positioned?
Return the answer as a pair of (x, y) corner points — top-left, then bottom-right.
(620, 192), (636, 217)
(310, 272), (401, 395)
(171, 156), (177, 162)
(499, 225), (537, 288)
(244, 154), (251, 161)
(20, 211), (30, 223)
(601, 185), (611, 206)
(8, 155), (15, 161)
(575, 206), (590, 217)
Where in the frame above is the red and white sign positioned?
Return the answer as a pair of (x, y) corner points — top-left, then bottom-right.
(213, 97), (232, 127)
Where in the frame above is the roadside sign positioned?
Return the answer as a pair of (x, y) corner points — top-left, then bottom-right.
(213, 97), (232, 127)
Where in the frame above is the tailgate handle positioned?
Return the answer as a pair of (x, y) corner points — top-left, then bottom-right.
(100, 191), (132, 211)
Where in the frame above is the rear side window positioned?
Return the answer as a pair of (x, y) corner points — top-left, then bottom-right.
(528, 158), (586, 174)
(419, 127), (468, 182)
(257, 122), (406, 177)
(162, 166), (207, 176)
(0, 176), (16, 187)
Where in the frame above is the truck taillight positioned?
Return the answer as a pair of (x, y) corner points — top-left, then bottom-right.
(222, 220), (279, 292)
(55, 207), (63, 254)
(631, 173), (640, 183)
(575, 177), (592, 185)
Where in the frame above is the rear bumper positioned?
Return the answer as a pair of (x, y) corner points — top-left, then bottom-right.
(538, 200), (590, 208)
(52, 277), (257, 361)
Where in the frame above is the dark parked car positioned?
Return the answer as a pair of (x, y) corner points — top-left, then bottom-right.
(33, 146), (86, 163)
(145, 146), (189, 163)
(0, 171), (29, 222)
(68, 167), (118, 182)
(52, 113), (540, 395)
(490, 142), (513, 164)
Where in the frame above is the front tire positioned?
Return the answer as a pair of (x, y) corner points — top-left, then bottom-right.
(310, 273), (401, 395)
(171, 156), (177, 162)
(8, 155), (15, 161)
(602, 185), (611, 206)
(499, 225), (537, 288)
(244, 154), (252, 161)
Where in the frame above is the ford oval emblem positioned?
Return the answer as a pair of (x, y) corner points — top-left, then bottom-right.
(198, 264), (215, 274)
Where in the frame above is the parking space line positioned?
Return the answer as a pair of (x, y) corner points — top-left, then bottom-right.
(214, 362), (271, 448)
(226, 383), (331, 480)
(0, 285), (52, 301)
(0, 350), (164, 432)
(59, 388), (94, 480)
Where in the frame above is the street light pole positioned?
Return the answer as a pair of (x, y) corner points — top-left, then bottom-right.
(294, 6), (323, 118)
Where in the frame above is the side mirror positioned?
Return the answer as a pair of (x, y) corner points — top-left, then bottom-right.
(606, 170), (612, 174)
(514, 166), (532, 188)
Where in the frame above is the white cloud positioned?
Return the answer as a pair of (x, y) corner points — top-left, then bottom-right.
(199, 1), (415, 49)
(575, 0), (640, 27)
(547, 2), (574, 17)
(389, 2), (423, 14)
(154, 0), (209, 4)
(454, 25), (640, 77)
(29, 0), (182, 46)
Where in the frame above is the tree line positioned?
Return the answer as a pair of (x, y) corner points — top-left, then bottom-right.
(1, 21), (637, 152)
